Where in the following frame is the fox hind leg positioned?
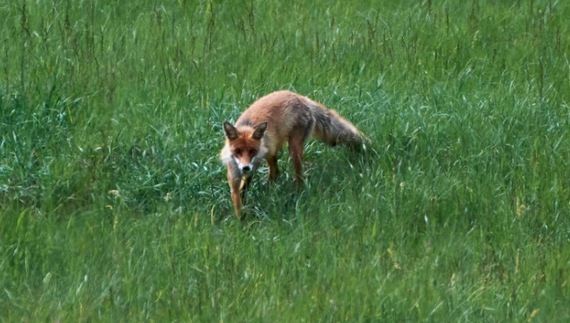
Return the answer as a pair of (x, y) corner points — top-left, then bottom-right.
(267, 154), (280, 181)
(288, 132), (306, 186)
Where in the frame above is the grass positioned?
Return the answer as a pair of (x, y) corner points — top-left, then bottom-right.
(1, 0), (570, 321)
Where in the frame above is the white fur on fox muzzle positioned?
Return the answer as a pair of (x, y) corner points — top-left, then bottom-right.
(233, 156), (252, 173)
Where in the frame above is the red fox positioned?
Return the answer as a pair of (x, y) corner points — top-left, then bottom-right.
(220, 90), (366, 219)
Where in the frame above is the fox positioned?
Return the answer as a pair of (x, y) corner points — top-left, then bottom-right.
(220, 90), (366, 219)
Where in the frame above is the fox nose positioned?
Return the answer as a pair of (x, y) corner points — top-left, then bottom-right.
(242, 165), (251, 172)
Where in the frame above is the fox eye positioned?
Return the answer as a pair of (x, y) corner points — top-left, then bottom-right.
(249, 149), (257, 155)
(234, 148), (242, 155)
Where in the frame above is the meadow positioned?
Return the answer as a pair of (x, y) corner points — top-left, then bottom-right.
(1, 0), (570, 321)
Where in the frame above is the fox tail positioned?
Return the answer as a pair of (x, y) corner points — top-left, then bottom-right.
(308, 100), (368, 149)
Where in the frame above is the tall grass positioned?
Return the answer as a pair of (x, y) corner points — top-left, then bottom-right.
(1, 0), (570, 321)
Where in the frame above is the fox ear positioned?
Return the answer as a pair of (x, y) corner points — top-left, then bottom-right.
(223, 122), (239, 140)
(252, 122), (268, 140)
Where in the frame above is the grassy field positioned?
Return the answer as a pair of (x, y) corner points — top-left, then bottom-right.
(2, 0), (570, 321)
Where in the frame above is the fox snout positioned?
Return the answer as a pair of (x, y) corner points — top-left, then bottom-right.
(239, 165), (253, 175)
(234, 158), (254, 173)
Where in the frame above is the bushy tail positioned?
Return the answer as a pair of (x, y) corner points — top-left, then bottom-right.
(308, 100), (368, 150)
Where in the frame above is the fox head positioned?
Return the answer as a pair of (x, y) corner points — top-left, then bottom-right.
(223, 121), (268, 173)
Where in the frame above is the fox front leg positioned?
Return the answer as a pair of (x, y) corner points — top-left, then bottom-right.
(227, 163), (243, 219)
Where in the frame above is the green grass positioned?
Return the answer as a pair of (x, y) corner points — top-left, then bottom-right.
(2, 0), (570, 321)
